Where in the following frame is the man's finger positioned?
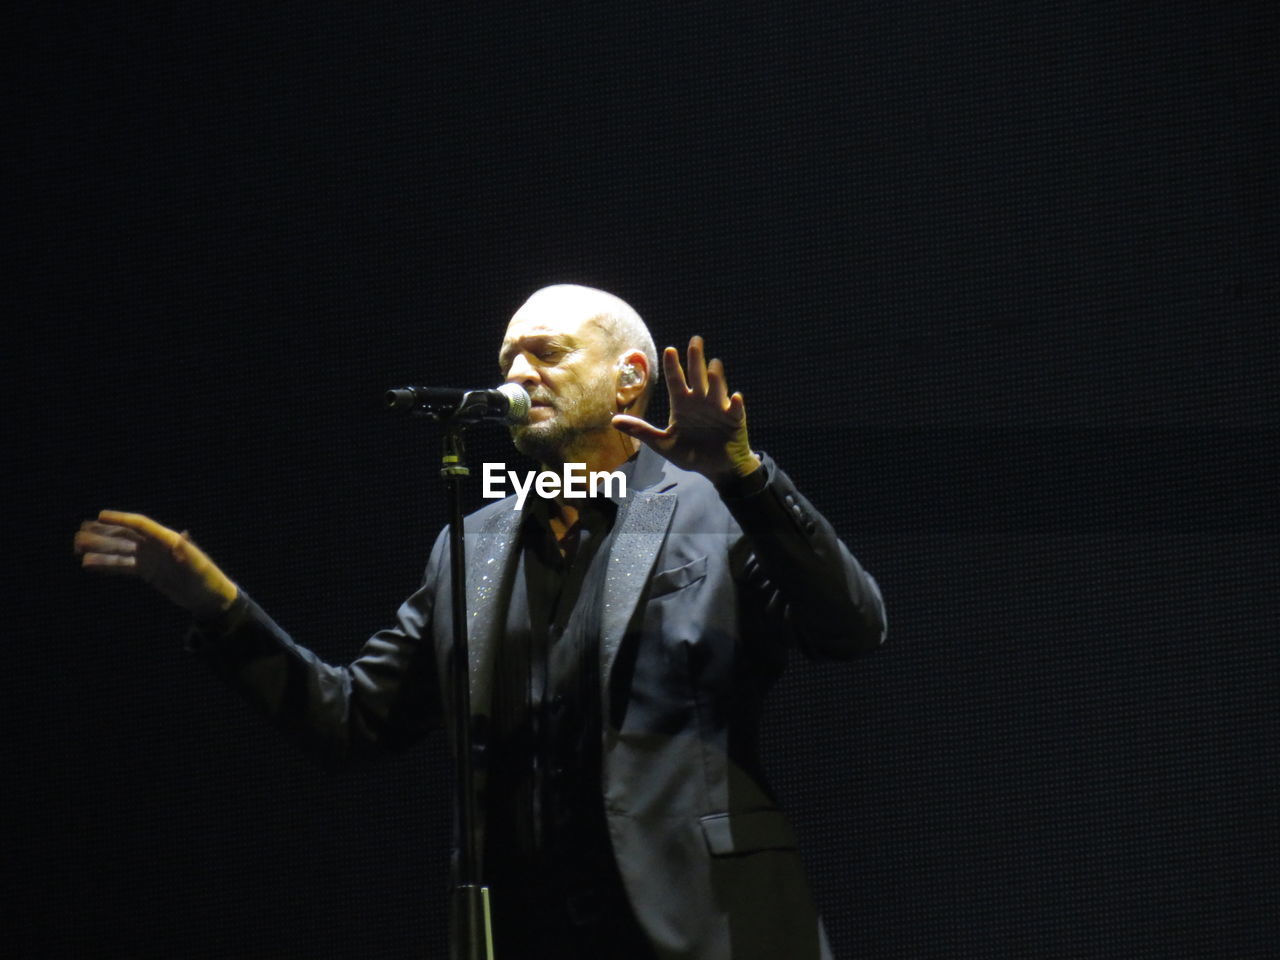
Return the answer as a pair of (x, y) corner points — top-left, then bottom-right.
(686, 336), (709, 396)
(707, 357), (730, 408)
(78, 520), (145, 543)
(80, 552), (139, 573)
(74, 530), (138, 556)
(97, 510), (180, 547)
(612, 414), (671, 444)
(662, 345), (690, 397)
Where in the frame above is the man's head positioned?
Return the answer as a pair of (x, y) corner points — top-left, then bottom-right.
(499, 284), (657, 468)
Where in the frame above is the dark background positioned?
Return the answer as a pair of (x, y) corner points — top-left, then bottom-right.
(10, 2), (1277, 957)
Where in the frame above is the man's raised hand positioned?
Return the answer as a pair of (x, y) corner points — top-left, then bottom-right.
(612, 335), (762, 484)
(74, 511), (238, 619)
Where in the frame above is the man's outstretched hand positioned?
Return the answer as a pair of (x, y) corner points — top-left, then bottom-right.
(74, 511), (238, 619)
(612, 335), (762, 485)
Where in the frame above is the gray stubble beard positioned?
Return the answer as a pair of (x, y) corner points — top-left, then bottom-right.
(508, 381), (615, 467)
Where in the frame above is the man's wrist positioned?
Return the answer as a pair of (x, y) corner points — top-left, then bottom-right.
(714, 452), (767, 497)
(707, 438), (761, 482)
(190, 581), (239, 623)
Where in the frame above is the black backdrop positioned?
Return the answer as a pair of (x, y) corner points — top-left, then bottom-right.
(10, 2), (1277, 957)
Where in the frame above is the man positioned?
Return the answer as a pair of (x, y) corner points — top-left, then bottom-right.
(75, 284), (886, 959)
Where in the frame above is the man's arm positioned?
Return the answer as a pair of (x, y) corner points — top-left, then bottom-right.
(74, 512), (443, 761)
(720, 454), (887, 658)
(612, 336), (886, 659)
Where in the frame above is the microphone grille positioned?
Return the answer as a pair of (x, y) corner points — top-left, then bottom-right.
(497, 382), (531, 424)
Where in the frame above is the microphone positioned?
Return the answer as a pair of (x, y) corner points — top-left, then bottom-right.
(384, 382), (531, 424)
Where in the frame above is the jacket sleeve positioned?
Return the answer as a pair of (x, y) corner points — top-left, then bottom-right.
(184, 529), (449, 764)
(719, 452), (887, 660)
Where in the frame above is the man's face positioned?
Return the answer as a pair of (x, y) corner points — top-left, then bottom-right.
(498, 294), (617, 464)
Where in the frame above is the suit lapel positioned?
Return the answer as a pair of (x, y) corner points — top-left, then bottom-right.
(464, 505), (522, 720)
(461, 448), (677, 721)
(599, 488), (677, 709)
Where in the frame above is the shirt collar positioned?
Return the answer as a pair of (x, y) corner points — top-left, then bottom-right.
(525, 452), (638, 528)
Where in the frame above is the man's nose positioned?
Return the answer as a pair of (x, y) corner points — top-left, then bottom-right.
(505, 353), (539, 388)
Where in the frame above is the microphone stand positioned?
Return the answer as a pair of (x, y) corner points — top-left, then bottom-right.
(390, 385), (528, 959)
(388, 395), (495, 959)
(438, 421), (495, 960)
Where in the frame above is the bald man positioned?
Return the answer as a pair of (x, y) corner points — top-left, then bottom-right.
(76, 285), (886, 960)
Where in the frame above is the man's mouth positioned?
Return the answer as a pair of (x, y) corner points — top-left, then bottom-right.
(525, 399), (555, 420)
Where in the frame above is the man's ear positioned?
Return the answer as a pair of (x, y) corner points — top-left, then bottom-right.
(615, 351), (649, 411)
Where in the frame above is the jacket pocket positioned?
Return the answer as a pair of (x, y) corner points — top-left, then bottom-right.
(699, 810), (799, 856)
(648, 555), (708, 599)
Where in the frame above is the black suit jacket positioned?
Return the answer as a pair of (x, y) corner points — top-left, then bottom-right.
(192, 447), (886, 960)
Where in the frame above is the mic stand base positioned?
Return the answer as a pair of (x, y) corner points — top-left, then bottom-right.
(451, 883), (494, 960)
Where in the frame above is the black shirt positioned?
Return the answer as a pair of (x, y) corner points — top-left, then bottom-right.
(484, 457), (636, 911)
